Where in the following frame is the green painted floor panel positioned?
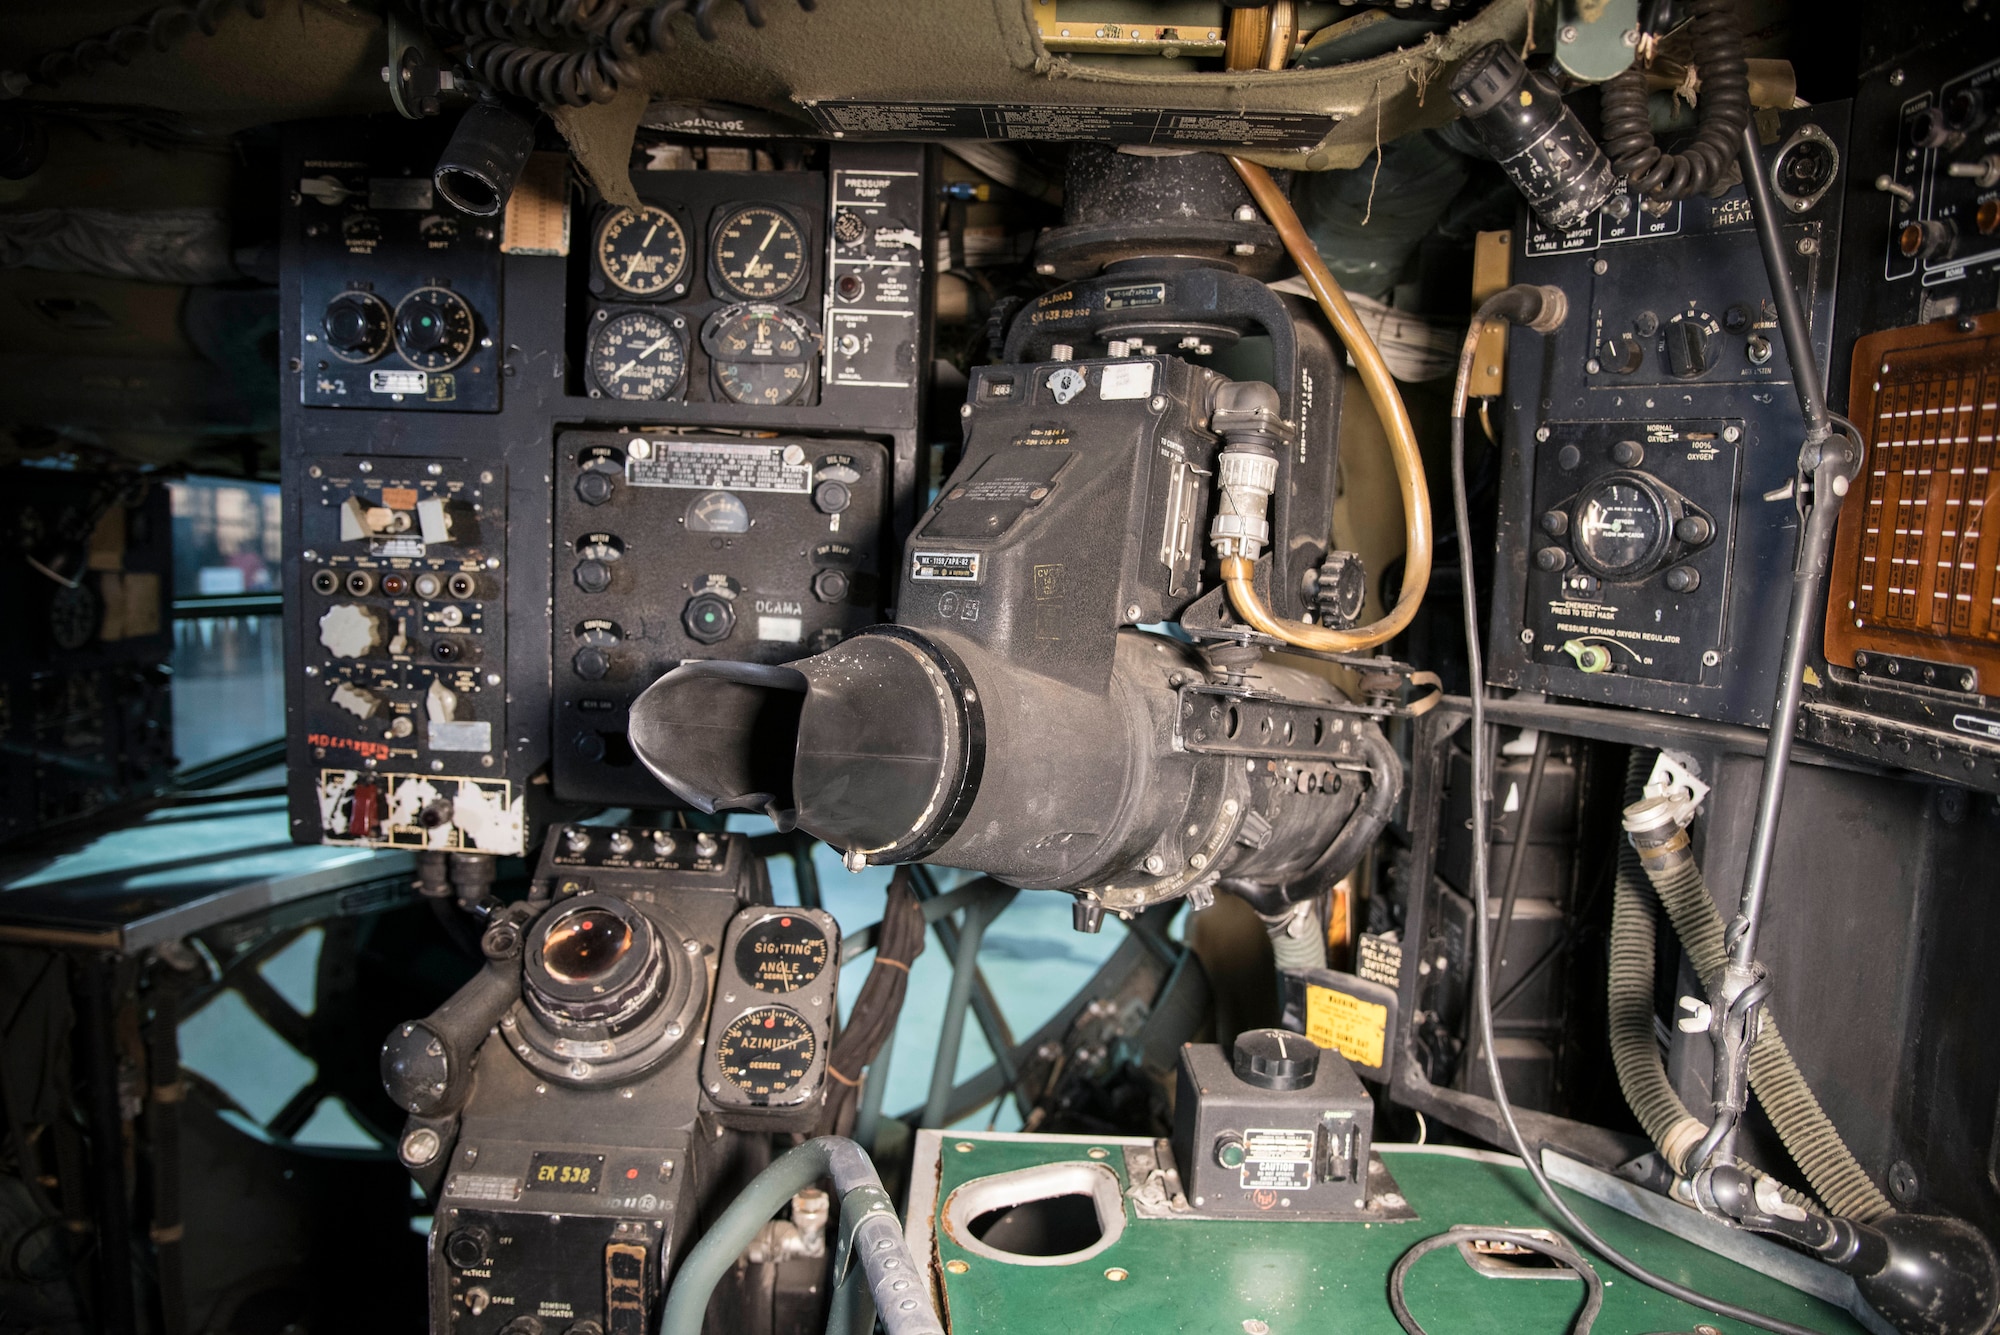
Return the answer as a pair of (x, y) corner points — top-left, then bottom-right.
(924, 1136), (1866, 1335)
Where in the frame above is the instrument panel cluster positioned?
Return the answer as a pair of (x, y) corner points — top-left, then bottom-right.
(581, 177), (827, 407)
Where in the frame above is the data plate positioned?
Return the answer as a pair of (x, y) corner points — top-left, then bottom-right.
(626, 440), (812, 493)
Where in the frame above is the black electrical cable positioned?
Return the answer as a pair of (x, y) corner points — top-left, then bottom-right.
(1389, 1228), (1604, 1335)
(415, 0), (817, 108)
(1599, 0), (1750, 202)
(816, 867), (925, 1137)
(5, 0), (267, 93)
(1450, 297), (1821, 1335)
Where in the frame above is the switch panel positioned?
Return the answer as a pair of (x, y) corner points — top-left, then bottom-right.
(1487, 103), (1848, 727)
(552, 430), (892, 807)
(295, 457), (524, 853)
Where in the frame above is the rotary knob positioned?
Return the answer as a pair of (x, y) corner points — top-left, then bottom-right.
(1664, 316), (1715, 379)
(1231, 1028), (1319, 1091)
(318, 603), (384, 658)
(322, 292), (391, 361)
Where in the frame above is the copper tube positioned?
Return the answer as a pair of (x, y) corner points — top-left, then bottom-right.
(1222, 157), (1434, 653)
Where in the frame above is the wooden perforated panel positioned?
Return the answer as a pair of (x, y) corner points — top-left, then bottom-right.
(1826, 312), (2000, 685)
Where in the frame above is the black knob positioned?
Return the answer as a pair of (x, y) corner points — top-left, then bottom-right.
(1722, 304), (1750, 334)
(1601, 333), (1643, 374)
(813, 480), (852, 515)
(1674, 514), (1713, 545)
(398, 299), (450, 355)
(812, 568), (851, 603)
(498, 1319), (545, 1335)
(1632, 310), (1660, 337)
(574, 646), (610, 680)
(576, 471), (615, 506)
(1556, 444), (1582, 471)
(683, 592), (735, 645)
(1540, 510), (1570, 537)
(1611, 439), (1644, 467)
(1665, 318), (1712, 379)
(573, 731), (607, 762)
(1912, 106), (1962, 151)
(323, 293), (389, 357)
(1232, 1028), (1319, 1091)
(445, 1224), (494, 1269)
(1535, 546), (1571, 572)
(574, 559), (612, 594)
(832, 209), (867, 245)
(1664, 565), (1701, 593)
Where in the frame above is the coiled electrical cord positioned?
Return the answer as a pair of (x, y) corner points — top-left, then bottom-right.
(1599, 0), (1750, 201)
(4, 0), (267, 94)
(414, 0), (815, 107)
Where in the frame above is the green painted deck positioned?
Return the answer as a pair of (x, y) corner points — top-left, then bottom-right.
(923, 1136), (1866, 1335)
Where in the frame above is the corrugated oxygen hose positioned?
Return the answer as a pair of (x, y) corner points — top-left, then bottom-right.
(1606, 751), (1710, 1175)
(1626, 802), (1895, 1223)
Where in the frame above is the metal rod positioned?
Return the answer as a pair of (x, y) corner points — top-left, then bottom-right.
(1728, 121), (1851, 972)
(922, 893), (1007, 1128)
(852, 1024), (895, 1153)
(1489, 729), (1551, 982)
(74, 952), (137, 1335)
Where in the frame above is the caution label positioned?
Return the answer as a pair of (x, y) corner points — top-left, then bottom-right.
(1240, 1128), (1314, 1191)
(1304, 984), (1387, 1071)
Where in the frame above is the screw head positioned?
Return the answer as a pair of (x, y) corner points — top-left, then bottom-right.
(959, 403), (972, 417)
(1535, 425), (1551, 442)
(1592, 258), (1609, 275)
(1702, 650), (1721, 666)
(1722, 425), (1742, 443)
(1143, 854), (1166, 875)
(1520, 628), (1536, 644)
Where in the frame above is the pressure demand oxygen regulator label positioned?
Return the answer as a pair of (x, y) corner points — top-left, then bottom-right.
(1239, 1128), (1315, 1191)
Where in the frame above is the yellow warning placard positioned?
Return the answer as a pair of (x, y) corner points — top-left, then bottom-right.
(1304, 984), (1387, 1071)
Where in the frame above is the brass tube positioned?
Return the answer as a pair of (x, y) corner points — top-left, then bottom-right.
(1222, 157), (1434, 653)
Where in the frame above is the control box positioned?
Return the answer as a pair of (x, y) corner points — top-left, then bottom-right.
(428, 827), (761, 1335)
(1170, 1034), (1378, 1220)
(1486, 104), (1849, 727)
(552, 430), (891, 806)
(294, 123), (502, 413)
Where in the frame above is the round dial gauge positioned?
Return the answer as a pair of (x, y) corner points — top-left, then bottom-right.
(587, 310), (686, 401)
(715, 1006), (816, 1099)
(596, 206), (690, 297)
(393, 286), (476, 371)
(686, 490), (751, 533)
(703, 304), (818, 406)
(712, 206), (807, 300)
(1572, 476), (1669, 579)
(734, 914), (829, 993)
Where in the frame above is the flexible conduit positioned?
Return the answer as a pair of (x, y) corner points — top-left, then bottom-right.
(1626, 816), (1895, 1222)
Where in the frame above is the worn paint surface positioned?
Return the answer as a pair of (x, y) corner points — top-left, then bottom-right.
(930, 1138), (1867, 1335)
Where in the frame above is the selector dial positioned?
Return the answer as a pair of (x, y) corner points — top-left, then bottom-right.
(394, 286), (477, 371)
(1664, 312), (1720, 379)
(322, 291), (392, 362)
(318, 603), (385, 658)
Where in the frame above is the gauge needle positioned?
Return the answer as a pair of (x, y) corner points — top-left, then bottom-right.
(612, 335), (674, 379)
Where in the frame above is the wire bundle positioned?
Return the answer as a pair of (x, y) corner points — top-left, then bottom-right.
(413, 0), (815, 107)
(816, 868), (924, 1138)
(8, 0), (268, 94)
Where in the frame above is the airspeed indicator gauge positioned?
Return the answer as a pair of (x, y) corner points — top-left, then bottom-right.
(587, 310), (687, 401)
(596, 206), (690, 297)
